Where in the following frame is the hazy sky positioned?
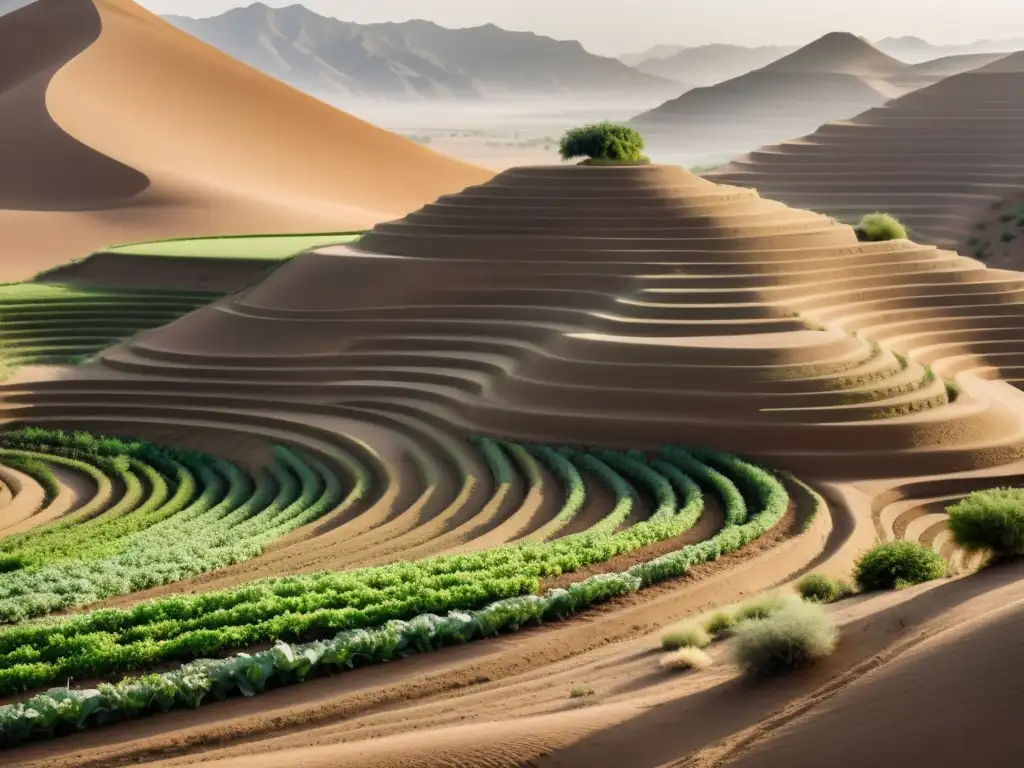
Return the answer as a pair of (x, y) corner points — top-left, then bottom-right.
(140, 0), (1024, 56)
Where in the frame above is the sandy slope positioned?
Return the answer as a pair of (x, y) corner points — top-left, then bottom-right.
(0, 0), (490, 281)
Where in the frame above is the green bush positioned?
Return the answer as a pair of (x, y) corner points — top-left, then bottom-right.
(854, 213), (908, 242)
(796, 573), (850, 604)
(559, 122), (647, 164)
(947, 488), (1024, 560)
(731, 601), (838, 678)
(854, 540), (948, 591)
(661, 623), (712, 650)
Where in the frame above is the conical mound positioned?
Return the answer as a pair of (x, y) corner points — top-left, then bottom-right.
(9, 164), (1024, 486)
(707, 50), (1024, 253)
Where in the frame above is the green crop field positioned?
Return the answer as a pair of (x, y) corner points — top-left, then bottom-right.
(0, 282), (221, 372)
(0, 428), (802, 744)
(105, 232), (363, 260)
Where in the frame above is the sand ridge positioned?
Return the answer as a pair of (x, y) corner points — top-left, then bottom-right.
(0, 0), (491, 281)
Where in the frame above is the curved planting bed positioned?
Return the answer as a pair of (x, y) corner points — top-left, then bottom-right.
(0, 435), (792, 745)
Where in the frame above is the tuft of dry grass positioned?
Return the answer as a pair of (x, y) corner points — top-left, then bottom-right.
(731, 601), (838, 678)
(661, 622), (712, 651)
(661, 647), (713, 672)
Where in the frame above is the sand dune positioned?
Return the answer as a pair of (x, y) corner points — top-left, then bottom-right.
(8, 165), (1024, 766)
(707, 51), (1024, 259)
(0, 0), (490, 281)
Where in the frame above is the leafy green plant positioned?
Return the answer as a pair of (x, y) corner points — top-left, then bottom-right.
(558, 122), (648, 164)
(947, 488), (1024, 560)
(853, 213), (908, 242)
(731, 601), (837, 678)
(853, 540), (948, 591)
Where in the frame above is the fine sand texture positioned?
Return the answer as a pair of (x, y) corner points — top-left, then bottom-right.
(0, 0), (490, 281)
(6, 165), (1024, 766)
(708, 50), (1024, 255)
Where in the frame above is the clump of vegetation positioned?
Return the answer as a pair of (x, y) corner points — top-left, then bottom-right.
(1001, 231), (1016, 243)
(734, 592), (802, 622)
(854, 212), (907, 242)
(731, 601), (838, 678)
(569, 685), (595, 699)
(947, 488), (1024, 560)
(661, 647), (713, 671)
(945, 379), (961, 403)
(559, 122), (649, 165)
(704, 610), (737, 636)
(854, 540), (948, 591)
(796, 573), (852, 604)
(661, 622), (712, 650)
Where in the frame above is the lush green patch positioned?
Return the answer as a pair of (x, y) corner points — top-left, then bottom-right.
(854, 540), (948, 591)
(854, 212), (908, 242)
(0, 443), (789, 709)
(559, 122), (648, 164)
(0, 428), (361, 623)
(106, 233), (362, 260)
(947, 488), (1024, 560)
(731, 601), (837, 678)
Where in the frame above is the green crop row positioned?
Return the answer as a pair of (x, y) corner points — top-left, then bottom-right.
(0, 428), (360, 624)
(0, 443), (794, 745)
(0, 443), (755, 696)
(0, 456), (60, 507)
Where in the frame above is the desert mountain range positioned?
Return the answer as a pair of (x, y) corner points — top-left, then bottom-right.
(630, 32), (939, 162)
(162, 2), (679, 100)
(0, 0), (488, 280)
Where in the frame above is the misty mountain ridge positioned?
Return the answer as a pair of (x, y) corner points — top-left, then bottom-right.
(163, 2), (679, 100)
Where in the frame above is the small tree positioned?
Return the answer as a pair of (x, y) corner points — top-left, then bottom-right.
(854, 212), (908, 242)
(558, 122), (648, 164)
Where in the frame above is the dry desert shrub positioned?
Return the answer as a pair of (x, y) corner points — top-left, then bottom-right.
(661, 622), (712, 651)
(732, 601), (838, 678)
(661, 647), (713, 672)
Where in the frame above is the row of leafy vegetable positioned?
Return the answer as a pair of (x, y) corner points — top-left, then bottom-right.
(0, 440), (793, 745)
(0, 428), (364, 623)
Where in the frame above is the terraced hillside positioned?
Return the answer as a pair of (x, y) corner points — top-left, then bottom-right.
(707, 51), (1024, 253)
(0, 283), (220, 372)
(5, 165), (1024, 765)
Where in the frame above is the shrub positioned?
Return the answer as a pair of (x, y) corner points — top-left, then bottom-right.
(734, 592), (801, 621)
(1001, 231), (1016, 243)
(796, 573), (850, 604)
(731, 601), (838, 678)
(854, 213), (908, 242)
(559, 122), (647, 164)
(569, 685), (595, 698)
(704, 610), (736, 636)
(947, 488), (1024, 560)
(661, 623), (712, 651)
(661, 647), (713, 671)
(854, 540), (948, 591)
